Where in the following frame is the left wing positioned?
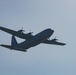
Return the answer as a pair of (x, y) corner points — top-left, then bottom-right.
(0, 26), (33, 39)
(42, 39), (66, 46)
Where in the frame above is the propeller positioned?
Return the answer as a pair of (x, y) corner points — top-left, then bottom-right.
(54, 36), (58, 41)
(28, 29), (33, 34)
(26, 29), (33, 36)
(21, 27), (25, 32)
(18, 27), (25, 33)
(50, 36), (58, 42)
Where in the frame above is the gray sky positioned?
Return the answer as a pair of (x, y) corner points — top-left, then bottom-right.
(0, 0), (76, 75)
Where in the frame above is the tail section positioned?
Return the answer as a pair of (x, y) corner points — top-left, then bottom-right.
(11, 35), (18, 46)
(0, 44), (13, 49)
(0, 35), (27, 52)
(0, 44), (27, 52)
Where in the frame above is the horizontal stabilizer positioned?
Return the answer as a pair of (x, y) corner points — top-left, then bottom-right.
(0, 44), (27, 52)
(0, 44), (13, 49)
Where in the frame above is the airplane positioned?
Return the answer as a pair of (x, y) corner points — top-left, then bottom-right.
(0, 26), (66, 52)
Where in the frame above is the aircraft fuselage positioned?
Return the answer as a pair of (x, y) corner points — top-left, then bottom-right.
(18, 29), (54, 49)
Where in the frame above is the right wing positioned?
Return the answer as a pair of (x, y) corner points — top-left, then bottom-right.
(0, 26), (32, 39)
(42, 39), (66, 46)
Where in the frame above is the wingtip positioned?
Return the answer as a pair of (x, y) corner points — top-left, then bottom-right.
(63, 43), (66, 46)
(0, 44), (2, 46)
(0, 44), (3, 47)
(0, 44), (3, 46)
(0, 26), (2, 29)
(0, 26), (1, 27)
(64, 43), (66, 45)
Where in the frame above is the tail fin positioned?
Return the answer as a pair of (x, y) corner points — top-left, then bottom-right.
(11, 35), (18, 46)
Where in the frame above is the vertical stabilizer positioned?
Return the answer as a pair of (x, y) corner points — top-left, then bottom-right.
(11, 35), (18, 46)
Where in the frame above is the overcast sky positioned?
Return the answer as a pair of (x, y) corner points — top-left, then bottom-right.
(0, 0), (76, 75)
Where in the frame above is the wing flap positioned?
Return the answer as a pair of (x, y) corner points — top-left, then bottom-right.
(42, 39), (66, 46)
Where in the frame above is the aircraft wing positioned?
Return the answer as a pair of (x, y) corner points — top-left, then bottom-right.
(0, 44), (27, 52)
(42, 39), (66, 46)
(0, 26), (32, 39)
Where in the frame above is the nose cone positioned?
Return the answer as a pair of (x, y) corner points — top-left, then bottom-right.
(51, 29), (54, 33)
(47, 28), (54, 33)
(47, 29), (54, 36)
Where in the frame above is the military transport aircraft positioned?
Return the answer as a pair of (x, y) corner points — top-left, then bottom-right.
(0, 26), (66, 52)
